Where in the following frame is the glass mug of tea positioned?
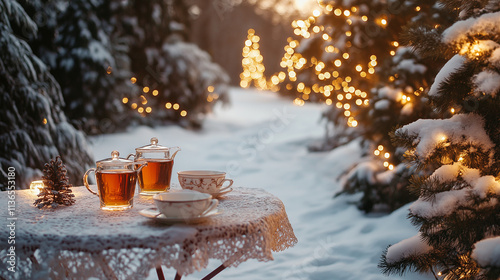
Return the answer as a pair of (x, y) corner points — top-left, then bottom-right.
(83, 151), (147, 210)
(127, 137), (180, 195)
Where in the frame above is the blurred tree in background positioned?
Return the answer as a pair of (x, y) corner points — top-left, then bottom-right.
(0, 0), (93, 189)
(275, 0), (454, 212)
(21, 0), (137, 135)
(19, 0), (230, 134)
(112, 0), (230, 128)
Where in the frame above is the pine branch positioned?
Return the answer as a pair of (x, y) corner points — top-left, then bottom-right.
(379, 245), (445, 278)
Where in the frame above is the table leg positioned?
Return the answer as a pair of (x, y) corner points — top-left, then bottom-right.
(201, 264), (227, 280)
(92, 253), (118, 280)
(156, 266), (166, 280)
(174, 272), (182, 280)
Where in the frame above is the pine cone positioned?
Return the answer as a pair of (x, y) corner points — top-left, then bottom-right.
(34, 156), (75, 208)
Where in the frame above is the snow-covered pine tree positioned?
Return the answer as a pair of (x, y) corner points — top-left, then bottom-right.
(278, 0), (452, 211)
(25, 0), (136, 135)
(0, 0), (94, 189)
(380, 1), (500, 279)
(336, 1), (454, 212)
(116, 0), (229, 128)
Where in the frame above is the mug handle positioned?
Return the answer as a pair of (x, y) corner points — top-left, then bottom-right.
(218, 179), (234, 192)
(201, 199), (219, 216)
(83, 168), (98, 196)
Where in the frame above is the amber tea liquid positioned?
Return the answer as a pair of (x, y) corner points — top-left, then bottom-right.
(137, 159), (173, 195)
(96, 170), (136, 210)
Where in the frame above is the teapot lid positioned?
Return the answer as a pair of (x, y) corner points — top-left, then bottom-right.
(135, 137), (170, 152)
(96, 151), (133, 167)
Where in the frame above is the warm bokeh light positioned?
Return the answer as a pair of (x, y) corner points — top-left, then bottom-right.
(30, 180), (45, 195)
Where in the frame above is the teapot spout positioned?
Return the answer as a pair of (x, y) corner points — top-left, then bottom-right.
(169, 147), (181, 160)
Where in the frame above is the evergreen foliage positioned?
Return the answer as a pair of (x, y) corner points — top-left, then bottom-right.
(0, 0), (94, 189)
(333, 1), (453, 212)
(116, 0), (229, 128)
(380, 0), (500, 278)
(34, 156), (75, 208)
(278, 0), (453, 211)
(21, 0), (138, 135)
(21, 0), (229, 132)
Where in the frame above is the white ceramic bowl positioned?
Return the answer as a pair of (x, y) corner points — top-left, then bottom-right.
(178, 170), (233, 194)
(153, 190), (218, 218)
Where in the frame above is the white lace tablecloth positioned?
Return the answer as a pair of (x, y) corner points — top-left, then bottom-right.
(0, 187), (297, 280)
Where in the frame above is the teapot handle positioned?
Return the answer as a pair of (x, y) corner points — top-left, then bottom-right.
(126, 153), (135, 160)
(83, 168), (98, 196)
(135, 161), (148, 172)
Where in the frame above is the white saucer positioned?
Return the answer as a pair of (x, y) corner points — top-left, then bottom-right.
(208, 188), (233, 198)
(139, 207), (222, 224)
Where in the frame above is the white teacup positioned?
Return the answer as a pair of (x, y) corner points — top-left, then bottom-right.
(153, 190), (218, 218)
(178, 170), (234, 194)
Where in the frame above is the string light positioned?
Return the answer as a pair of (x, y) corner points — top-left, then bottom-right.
(272, 2), (396, 128)
(123, 74), (192, 117)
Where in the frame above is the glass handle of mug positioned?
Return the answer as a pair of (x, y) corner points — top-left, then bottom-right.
(218, 179), (234, 192)
(83, 168), (98, 196)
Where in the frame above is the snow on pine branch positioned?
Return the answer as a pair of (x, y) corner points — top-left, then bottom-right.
(442, 11), (500, 46)
(473, 70), (500, 97)
(409, 162), (500, 219)
(472, 236), (500, 268)
(396, 113), (494, 160)
(385, 233), (433, 264)
(428, 54), (465, 97)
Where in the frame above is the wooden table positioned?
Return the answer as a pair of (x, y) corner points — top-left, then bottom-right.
(0, 187), (297, 279)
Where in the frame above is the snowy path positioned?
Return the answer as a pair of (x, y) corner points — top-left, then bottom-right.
(90, 88), (431, 280)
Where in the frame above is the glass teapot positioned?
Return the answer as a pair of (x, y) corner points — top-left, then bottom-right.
(127, 137), (180, 195)
(83, 151), (147, 210)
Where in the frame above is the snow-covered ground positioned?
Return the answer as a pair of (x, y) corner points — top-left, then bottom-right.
(90, 88), (431, 280)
